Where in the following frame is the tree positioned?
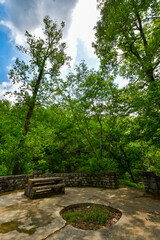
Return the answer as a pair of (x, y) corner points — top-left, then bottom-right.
(93, 0), (160, 179)
(9, 16), (70, 136)
(7, 16), (70, 174)
(56, 62), (120, 172)
(93, 0), (160, 84)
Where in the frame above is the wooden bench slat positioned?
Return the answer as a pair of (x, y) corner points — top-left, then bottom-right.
(32, 183), (65, 191)
(25, 177), (65, 199)
(28, 177), (62, 183)
(32, 181), (62, 186)
(33, 188), (64, 194)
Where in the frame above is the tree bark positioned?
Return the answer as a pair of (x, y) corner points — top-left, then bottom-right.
(23, 65), (45, 136)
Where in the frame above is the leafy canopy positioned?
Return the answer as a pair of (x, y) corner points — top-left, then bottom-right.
(8, 16), (70, 106)
(94, 0), (160, 83)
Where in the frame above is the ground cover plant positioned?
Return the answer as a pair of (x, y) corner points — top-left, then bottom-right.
(60, 203), (122, 230)
(119, 179), (144, 189)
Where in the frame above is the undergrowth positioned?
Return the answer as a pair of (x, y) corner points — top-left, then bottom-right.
(119, 179), (144, 188)
(65, 205), (111, 224)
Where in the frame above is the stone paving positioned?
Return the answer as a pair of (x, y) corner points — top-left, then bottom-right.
(0, 186), (159, 240)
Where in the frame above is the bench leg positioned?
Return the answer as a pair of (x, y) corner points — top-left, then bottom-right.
(60, 187), (65, 194)
(51, 187), (65, 194)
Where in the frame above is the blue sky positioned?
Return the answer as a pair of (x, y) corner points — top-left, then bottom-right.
(0, 27), (12, 83)
(0, 3), (12, 83)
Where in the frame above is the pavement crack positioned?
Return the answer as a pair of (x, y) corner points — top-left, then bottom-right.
(41, 223), (67, 240)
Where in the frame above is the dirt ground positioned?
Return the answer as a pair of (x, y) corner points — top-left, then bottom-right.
(0, 186), (159, 240)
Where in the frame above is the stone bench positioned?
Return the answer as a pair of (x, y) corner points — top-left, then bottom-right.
(24, 177), (65, 199)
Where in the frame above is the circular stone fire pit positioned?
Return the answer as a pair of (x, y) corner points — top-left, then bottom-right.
(60, 203), (122, 230)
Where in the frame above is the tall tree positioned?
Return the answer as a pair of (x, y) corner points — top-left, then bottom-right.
(93, 1), (160, 178)
(93, 0), (160, 83)
(9, 16), (69, 136)
(7, 16), (69, 174)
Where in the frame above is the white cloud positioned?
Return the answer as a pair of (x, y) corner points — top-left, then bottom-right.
(0, 79), (20, 103)
(2, 0), (99, 64)
(11, 57), (16, 61)
(0, 0), (5, 4)
(65, 0), (100, 67)
(4, 0), (79, 39)
(0, 20), (26, 45)
(2, 0), (80, 49)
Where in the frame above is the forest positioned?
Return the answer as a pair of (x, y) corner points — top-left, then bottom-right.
(0, 0), (160, 183)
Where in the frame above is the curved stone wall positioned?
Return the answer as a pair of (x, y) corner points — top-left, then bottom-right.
(0, 172), (118, 194)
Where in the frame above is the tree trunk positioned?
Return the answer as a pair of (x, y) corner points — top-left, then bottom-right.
(23, 66), (44, 136)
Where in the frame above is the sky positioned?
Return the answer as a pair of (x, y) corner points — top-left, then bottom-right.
(0, 0), (127, 101)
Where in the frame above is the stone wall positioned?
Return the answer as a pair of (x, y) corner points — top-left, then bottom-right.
(0, 171), (118, 194)
(142, 172), (160, 195)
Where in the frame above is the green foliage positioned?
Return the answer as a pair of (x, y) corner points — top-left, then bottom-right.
(0, 164), (8, 176)
(65, 210), (78, 223)
(119, 179), (144, 189)
(92, 0), (160, 180)
(94, 0), (160, 83)
(56, 62), (121, 171)
(82, 206), (111, 224)
(64, 205), (111, 224)
(3, 16), (70, 174)
(1, 3), (160, 178)
(8, 16), (69, 107)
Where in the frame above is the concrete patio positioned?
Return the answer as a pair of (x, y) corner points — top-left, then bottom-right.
(0, 186), (159, 240)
